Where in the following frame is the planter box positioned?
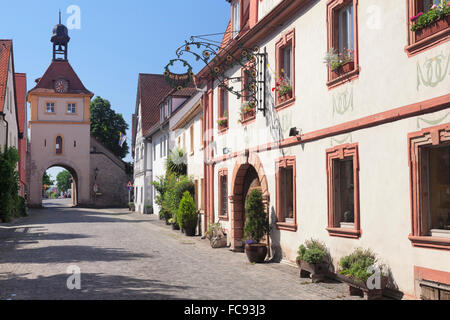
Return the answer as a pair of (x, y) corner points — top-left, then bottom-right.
(296, 260), (328, 283)
(331, 61), (354, 80)
(218, 117), (228, 131)
(430, 229), (450, 239)
(242, 108), (256, 122)
(277, 90), (292, 104)
(415, 15), (450, 42)
(337, 274), (388, 300)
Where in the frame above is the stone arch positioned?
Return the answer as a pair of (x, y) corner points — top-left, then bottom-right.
(229, 151), (270, 251)
(29, 156), (90, 208)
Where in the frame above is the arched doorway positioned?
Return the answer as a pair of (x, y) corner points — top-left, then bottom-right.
(229, 153), (270, 251)
(41, 165), (78, 208)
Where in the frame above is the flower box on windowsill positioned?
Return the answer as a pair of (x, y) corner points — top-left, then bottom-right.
(277, 90), (293, 104)
(331, 61), (355, 80)
(336, 273), (388, 300)
(415, 15), (450, 42)
(242, 108), (256, 123)
(217, 117), (228, 132)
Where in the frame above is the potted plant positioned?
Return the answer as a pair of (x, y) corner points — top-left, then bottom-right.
(178, 191), (198, 237)
(338, 248), (388, 300)
(296, 239), (330, 283)
(144, 204), (153, 214)
(272, 72), (292, 103)
(323, 47), (354, 80)
(217, 110), (228, 131)
(244, 189), (271, 263)
(168, 217), (180, 230)
(128, 202), (135, 212)
(239, 101), (256, 123)
(410, 1), (450, 41)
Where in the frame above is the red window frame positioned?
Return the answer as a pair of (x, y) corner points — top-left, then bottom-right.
(405, 0), (450, 57)
(218, 168), (229, 220)
(275, 156), (297, 232)
(326, 0), (360, 89)
(408, 123), (450, 251)
(274, 28), (296, 111)
(326, 143), (361, 239)
(218, 85), (229, 134)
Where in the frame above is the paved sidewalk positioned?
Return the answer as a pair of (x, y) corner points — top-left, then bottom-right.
(0, 204), (362, 300)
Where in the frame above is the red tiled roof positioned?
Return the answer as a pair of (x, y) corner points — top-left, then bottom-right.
(29, 60), (93, 96)
(136, 73), (173, 136)
(0, 40), (12, 113)
(14, 73), (26, 134)
(219, 20), (232, 52)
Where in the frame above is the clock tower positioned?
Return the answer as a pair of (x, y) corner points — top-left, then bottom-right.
(27, 17), (94, 207)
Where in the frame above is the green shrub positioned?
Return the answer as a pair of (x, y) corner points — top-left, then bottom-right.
(338, 248), (378, 283)
(296, 239), (328, 264)
(0, 147), (20, 223)
(166, 147), (187, 177)
(178, 191), (198, 230)
(244, 189), (270, 243)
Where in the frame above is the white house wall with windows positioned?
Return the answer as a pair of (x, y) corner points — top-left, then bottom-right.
(198, 0), (450, 299)
(0, 40), (19, 153)
(170, 91), (205, 229)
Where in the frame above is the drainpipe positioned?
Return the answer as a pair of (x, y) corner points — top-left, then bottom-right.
(0, 111), (8, 151)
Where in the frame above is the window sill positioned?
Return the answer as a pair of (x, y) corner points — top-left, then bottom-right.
(275, 96), (296, 112)
(326, 67), (360, 90)
(408, 235), (450, 251)
(326, 227), (361, 239)
(218, 127), (228, 135)
(276, 222), (297, 232)
(218, 214), (229, 221)
(240, 113), (256, 125)
(405, 27), (450, 57)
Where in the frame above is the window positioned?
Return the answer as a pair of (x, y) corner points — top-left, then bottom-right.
(326, 143), (361, 238)
(160, 138), (163, 158)
(67, 103), (76, 114)
(326, 0), (359, 88)
(275, 29), (295, 109)
(405, 0), (449, 56)
(160, 105), (165, 123)
(218, 86), (229, 132)
(200, 118), (204, 149)
(218, 169), (228, 219)
(200, 178), (205, 210)
(190, 125), (194, 155)
(275, 156), (297, 231)
(55, 135), (63, 155)
(153, 143), (156, 161)
(168, 99), (172, 117)
(183, 132), (186, 151)
(46, 102), (55, 113)
(232, 0), (240, 37)
(409, 124), (450, 250)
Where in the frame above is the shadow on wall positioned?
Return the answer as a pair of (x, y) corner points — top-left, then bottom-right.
(269, 206), (282, 262)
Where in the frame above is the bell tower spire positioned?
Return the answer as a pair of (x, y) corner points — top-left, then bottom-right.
(51, 11), (70, 61)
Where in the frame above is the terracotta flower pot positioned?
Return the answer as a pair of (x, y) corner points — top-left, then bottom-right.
(245, 243), (268, 263)
(277, 90), (292, 104)
(415, 15), (450, 42)
(331, 61), (355, 80)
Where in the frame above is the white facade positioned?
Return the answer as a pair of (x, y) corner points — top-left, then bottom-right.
(0, 54), (18, 152)
(201, 0), (450, 299)
(170, 92), (205, 214)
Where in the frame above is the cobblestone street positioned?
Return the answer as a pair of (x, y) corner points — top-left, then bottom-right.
(0, 200), (361, 300)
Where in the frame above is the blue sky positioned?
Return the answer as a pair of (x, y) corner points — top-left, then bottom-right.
(0, 0), (230, 181)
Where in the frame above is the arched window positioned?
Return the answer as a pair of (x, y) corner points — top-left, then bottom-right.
(56, 136), (63, 155)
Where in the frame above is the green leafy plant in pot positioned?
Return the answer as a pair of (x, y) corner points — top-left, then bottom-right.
(244, 189), (270, 263)
(296, 239), (329, 282)
(178, 191), (198, 237)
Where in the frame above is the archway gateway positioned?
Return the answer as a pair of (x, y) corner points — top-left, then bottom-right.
(229, 152), (270, 252)
(42, 166), (78, 207)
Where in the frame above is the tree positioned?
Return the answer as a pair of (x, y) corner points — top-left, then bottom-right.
(42, 172), (54, 190)
(90, 96), (129, 159)
(0, 147), (23, 222)
(56, 170), (72, 193)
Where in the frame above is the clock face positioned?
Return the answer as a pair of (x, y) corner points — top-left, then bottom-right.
(55, 79), (68, 93)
